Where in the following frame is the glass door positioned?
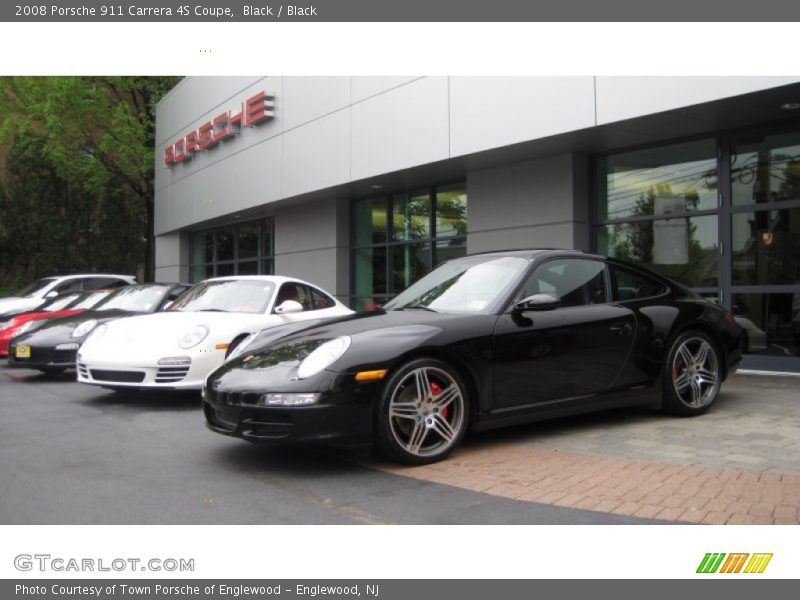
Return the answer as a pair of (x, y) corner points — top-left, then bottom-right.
(724, 130), (800, 371)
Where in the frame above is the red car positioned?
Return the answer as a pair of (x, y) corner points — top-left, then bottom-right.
(0, 290), (114, 357)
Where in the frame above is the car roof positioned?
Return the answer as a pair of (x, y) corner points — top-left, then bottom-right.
(200, 275), (324, 288)
(465, 248), (596, 260)
(42, 274), (136, 281)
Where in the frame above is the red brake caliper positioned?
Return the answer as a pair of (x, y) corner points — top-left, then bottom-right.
(430, 382), (447, 419)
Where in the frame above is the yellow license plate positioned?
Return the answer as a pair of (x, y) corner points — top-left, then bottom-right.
(15, 345), (31, 359)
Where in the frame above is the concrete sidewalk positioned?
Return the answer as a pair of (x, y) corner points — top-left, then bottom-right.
(367, 373), (800, 524)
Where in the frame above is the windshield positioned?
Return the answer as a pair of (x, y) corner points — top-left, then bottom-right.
(167, 280), (276, 314)
(40, 293), (82, 311)
(384, 255), (530, 314)
(93, 285), (169, 313)
(17, 278), (58, 298)
(72, 290), (114, 310)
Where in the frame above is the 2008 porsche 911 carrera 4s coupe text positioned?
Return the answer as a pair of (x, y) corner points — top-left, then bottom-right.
(203, 250), (743, 464)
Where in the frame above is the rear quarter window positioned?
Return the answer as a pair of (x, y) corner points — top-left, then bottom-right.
(610, 265), (667, 301)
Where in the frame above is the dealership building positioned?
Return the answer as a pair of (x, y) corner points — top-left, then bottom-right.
(154, 76), (800, 372)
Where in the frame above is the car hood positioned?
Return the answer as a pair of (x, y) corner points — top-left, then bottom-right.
(213, 309), (496, 388)
(81, 310), (273, 354)
(14, 309), (139, 345)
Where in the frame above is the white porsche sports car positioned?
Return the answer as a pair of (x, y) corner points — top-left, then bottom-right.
(76, 276), (352, 391)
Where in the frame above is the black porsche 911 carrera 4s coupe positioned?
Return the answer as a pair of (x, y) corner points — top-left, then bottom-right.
(203, 249), (743, 464)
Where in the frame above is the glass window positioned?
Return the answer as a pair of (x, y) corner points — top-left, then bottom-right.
(309, 287), (336, 310)
(732, 208), (800, 286)
(435, 184), (468, 238)
(216, 263), (235, 277)
(353, 197), (388, 246)
(523, 259), (607, 307)
(597, 214), (719, 287)
(190, 231), (214, 266)
(392, 243), (430, 294)
(392, 191), (430, 241)
(610, 264), (667, 301)
(55, 279), (83, 294)
(597, 139), (718, 222)
(190, 218), (274, 283)
(169, 280), (276, 314)
(385, 255), (529, 314)
(17, 278), (57, 297)
(237, 261), (259, 275)
(351, 183), (467, 308)
(435, 239), (467, 267)
(731, 131), (800, 206)
(353, 246), (387, 299)
(732, 292), (800, 357)
(216, 227), (235, 261)
(238, 223), (259, 259)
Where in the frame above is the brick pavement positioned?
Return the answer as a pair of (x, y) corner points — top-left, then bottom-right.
(365, 373), (800, 524)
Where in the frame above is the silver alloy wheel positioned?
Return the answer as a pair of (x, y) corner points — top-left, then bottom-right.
(387, 365), (465, 458)
(671, 336), (720, 408)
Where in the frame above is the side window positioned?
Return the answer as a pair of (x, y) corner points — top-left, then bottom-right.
(274, 283), (312, 311)
(85, 277), (127, 290)
(167, 286), (191, 301)
(521, 258), (608, 308)
(55, 278), (82, 294)
(308, 286), (336, 310)
(610, 266), (666, 301)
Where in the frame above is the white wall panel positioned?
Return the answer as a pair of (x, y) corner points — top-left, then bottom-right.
(596, 76), (800, 124)
(283, 76), (351, 131)
(450, 77), (596, 157)
(282, 110), (350, 199)
(351, 77), (449, 181)
(350, 76), (421, 103)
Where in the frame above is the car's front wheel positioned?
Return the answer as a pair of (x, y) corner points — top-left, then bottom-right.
(663, 330), (722, 416)
(374, 358), (469, 465)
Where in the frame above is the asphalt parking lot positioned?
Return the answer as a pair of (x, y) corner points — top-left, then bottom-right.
(1, 366), (798, 524)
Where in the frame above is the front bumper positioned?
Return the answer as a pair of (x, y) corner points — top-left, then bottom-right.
(7, 343), (77, 370)
(203, 375), (379, 445)
(76, 352), (222, 390)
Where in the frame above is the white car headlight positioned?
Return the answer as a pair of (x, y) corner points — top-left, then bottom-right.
(179, 325), (209, 349)
(296, 336), (351, 379)
(72, 319), (98, 338)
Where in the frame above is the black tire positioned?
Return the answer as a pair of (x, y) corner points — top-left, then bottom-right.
(374, 358), (469, 465)
(662, 330), (722, 416)
(38, 367), (66, 376)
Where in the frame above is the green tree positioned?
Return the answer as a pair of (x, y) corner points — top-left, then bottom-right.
(0, 76), (180, 282)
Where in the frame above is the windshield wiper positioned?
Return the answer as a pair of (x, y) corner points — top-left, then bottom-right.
(196, 308), (229, 312)
(396, 304), (439, 313)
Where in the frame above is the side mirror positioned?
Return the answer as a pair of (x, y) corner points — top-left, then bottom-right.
(45, 290), (59, 299)
(513, 293), (561, 312)
(274, 299), (303, 314)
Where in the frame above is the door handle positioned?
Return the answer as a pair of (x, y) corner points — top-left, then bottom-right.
(610, 322), (633, 335)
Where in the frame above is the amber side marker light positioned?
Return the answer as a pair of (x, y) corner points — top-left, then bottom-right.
(215, 343), (230, 350)
(355, 370), (388, 382)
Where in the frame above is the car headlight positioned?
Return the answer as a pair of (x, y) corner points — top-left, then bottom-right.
(225, 332), (255, 361)
(72, 319), (98, 338)
(179, 325), (209, 349)
(296, 336), (351, 379)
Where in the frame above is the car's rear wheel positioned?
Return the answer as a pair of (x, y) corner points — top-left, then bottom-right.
(374, 358), (469, 465)
(663, 330), (722, 416)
